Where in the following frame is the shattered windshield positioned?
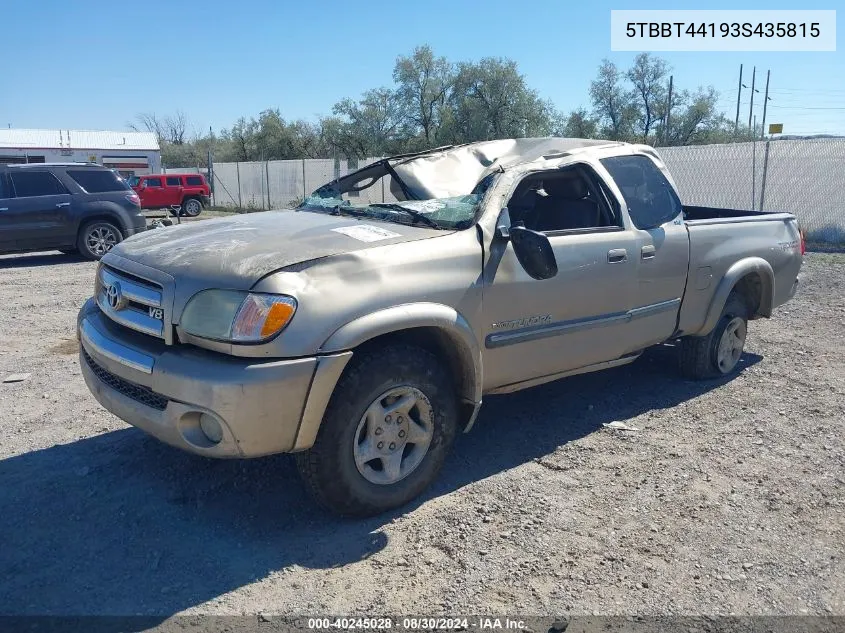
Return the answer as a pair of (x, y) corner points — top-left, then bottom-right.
(298, 193), (481, 230)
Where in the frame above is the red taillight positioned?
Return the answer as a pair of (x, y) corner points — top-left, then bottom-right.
(125, 192), (140, 206)
(800, 228), (806, 256)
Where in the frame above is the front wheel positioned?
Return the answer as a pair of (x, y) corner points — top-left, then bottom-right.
(77, 221), (123, 260)
(679, 292), (749, 380)
(296, 344), (458, 517)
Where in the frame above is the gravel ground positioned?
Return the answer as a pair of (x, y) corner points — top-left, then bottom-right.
(0, 250), (843, 618)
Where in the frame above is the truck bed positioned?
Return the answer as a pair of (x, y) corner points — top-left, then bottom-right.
(676, 205), (802, 338)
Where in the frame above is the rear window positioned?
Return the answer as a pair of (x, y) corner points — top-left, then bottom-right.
(600, 155), (682, 230)
(9, 170), (68, 197)
(68, 169), (130, 193)
(186, 176), (204, 186)
(166, 176), (182, 186)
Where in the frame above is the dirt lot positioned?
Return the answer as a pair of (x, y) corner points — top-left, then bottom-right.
(0, 249), (843, 618)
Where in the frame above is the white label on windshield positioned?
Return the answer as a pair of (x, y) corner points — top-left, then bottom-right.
(331, 224), (402, 242)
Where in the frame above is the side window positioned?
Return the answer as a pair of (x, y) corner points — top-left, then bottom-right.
(600, 155), (682, 230)
(185, 176), (203, 186)
(165, 176), (182, 187)
(505, 166), (620, 233)
(67, 169), (129, 193)
(9, 171), (68, 197)
(0, 174), (8, 199)
(146, 177), (163, 187)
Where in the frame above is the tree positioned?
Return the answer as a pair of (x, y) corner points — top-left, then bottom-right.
(558, 108), (599, 138)
(448, 57), (554, 143)
(130, 111), (188, 145)
(590, 59), (637, 140)
(626, 53), (668, 142)
(393, 45), (454, 145)
(665, 87), (729, 146)
(331, 87), (408, 158)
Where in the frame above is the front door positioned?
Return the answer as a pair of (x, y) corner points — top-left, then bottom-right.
(0, 173), (13, 251)
(3, 169), (73, 251)
(141, 176), (166, 208)
(481, 164), (639, 391)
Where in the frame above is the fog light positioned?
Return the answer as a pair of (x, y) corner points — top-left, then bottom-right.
(199, 413), (223, 444)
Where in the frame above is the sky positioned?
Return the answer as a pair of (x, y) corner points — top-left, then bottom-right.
(3, 0), (843, 137)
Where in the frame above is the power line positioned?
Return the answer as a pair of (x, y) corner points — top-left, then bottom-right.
(769, 87), (845, 94)
(768, 105), (845, 110)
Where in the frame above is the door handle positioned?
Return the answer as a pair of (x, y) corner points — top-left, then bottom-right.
(56, 202), (70, 208)
(641, 245), (656, 260)
(0, 207), (7, 212)
(607, 248), (627, 264)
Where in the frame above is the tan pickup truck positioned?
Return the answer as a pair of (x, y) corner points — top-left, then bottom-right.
(77, 138), (803, 516)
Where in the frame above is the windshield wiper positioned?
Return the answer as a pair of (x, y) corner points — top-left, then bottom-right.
(306, 202), (365, 218)
(368, 203), (441, 229)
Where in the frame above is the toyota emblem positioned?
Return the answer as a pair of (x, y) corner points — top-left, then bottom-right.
(106, 282), (124, 310)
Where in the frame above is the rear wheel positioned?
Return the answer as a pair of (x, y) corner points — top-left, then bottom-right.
(181, 197), (203, 217)
(680, 292), (749, 379)
(77, 221), (123, 260)
(296, 344), (458, 517)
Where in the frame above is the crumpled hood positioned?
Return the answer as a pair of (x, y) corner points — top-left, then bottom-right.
(105, 210), (441, 290)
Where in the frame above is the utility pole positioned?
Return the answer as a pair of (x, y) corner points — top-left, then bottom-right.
(760, 70), (771, 140)
(734, 64), (743, 135)
(748, 66), (756, 130)
(664, 75), (674, 146)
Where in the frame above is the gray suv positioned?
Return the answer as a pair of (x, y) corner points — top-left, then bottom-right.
(0, 163), (147, 259)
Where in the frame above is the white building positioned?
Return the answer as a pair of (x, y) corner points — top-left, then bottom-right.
(0, 128), (161, 177)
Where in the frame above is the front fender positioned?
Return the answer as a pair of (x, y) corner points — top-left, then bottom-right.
(699, 257), (774, 336)
(292, 304), (484, 451)
(320, 302), (483, 406)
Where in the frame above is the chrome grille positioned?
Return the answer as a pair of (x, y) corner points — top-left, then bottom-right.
(96, 264), (166, 339)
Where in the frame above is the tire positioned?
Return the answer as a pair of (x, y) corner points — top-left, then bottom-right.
(680, 292), (750, 380)
(77, 221), (123, 260)
(296, 343), (458, 517)
(181, 197), (203, 217)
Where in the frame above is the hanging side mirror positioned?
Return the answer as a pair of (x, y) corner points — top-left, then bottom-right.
(495, 207), (511, 239)
(495, 207), (557, 280)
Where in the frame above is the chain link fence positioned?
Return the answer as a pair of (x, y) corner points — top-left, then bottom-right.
(169, 138), (845, 244)
(660, 137), (845, 243)
(201, 157), (396, 212)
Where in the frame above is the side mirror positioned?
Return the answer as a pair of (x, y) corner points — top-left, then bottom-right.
(495, 207), (511, 239)
(510, 225), (558, 281)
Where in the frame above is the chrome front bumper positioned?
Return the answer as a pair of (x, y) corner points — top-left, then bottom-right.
(77, 298), (351, 457)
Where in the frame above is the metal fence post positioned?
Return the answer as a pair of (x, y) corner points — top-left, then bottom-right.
(236, 161), (242, 209)
(265, 160), (271, 210)
(301, 159), (307, 200)
(751, 138), (757, 210)
(759, 140), (771, 211)
(207, 151), (214, 206)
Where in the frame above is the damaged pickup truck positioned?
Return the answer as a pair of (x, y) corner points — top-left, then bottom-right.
(77, 138), (803, 516)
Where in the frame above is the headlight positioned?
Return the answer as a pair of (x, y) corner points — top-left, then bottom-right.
(180, 290), (297, 343)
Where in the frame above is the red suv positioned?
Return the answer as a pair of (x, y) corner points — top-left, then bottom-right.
(129, 173), (210, 217)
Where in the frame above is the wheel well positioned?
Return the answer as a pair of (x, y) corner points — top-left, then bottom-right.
(732, 272), (764, 317)
(351, 327), (478, 425)
(78, 214), (126, 236)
